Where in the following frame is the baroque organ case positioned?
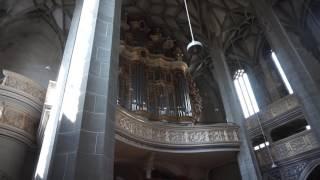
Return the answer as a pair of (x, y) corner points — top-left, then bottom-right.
(118, 18), (201, 123)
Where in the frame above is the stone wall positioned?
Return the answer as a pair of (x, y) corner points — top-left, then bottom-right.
(0, 10), (63, 87)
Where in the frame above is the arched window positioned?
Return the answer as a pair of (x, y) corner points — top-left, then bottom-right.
(271, 52), (293, 94)
(233, 69), (260, 118)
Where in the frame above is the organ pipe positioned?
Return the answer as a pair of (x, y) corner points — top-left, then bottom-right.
(118, 48), (197, 123)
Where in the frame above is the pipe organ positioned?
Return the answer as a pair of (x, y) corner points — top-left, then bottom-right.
(118, 44), (197, 123)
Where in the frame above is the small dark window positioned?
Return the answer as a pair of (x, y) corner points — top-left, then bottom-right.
(271, 119), (308, 142)
(155, 69), (160, 80)
(148, 72), (154, 80)
(140, 50), (146, 57)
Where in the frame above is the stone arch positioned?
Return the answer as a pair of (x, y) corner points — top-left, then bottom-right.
(299, 159), (320, 180)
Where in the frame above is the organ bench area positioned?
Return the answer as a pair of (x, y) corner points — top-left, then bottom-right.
(118, 43), (200, 123)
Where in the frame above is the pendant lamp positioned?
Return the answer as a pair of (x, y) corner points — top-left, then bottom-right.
(183, 0), (203, 52)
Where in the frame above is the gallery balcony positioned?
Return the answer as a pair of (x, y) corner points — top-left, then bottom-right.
(115, 106), (240, 152)
(0, 70), (45, 146)
(0, 70), (45, 179)
(255, 129), (319, 167)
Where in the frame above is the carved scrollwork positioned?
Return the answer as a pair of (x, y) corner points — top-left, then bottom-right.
(0, 70), (45, 145)
(0, 100), (39, 142)
(187, 74), (202, 123)
(1, 70), (46, 103)
(246, 95), (300, 130)
(116, 106), (240, 147)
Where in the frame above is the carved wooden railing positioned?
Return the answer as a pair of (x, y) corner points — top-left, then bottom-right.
(246, 95), (300, 130)
(0, 70), (45, 146)
(115, 106), (240, 152)
(256, 130), (319, 166)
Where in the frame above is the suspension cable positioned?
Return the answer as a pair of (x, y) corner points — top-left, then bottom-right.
(183, 0), (195, 41)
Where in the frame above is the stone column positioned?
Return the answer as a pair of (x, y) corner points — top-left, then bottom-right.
(34, 0), (121, 179)
(250, 0), (320, 140)
(209, 45), (262, 180)
(75, 0), (121, 179)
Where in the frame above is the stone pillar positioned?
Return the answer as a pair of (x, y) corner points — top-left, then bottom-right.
(34, 0), (121, 179)
(209, 46), (262, 180)
(250, 0), (320, 140)
(75, 0), (121, 179)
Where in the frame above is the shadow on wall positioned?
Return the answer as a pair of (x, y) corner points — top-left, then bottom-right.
(114, 163), (194, 180)
(306, 165), (320, 180)
(208, 162), (241, 180)
(195, 74), (226, 124)
(0, 14), (63, 87)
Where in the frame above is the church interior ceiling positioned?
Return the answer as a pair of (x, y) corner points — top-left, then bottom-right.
(0, 0), (315, 68)
(0, 0), (317, 124)
(0, 0), (75, 48)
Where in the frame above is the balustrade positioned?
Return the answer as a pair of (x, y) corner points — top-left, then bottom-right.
(256, 130), (319, 166)
(115, 106), (240, 151)
(246, 95), (300, 130)
(0, 70), (45, 145)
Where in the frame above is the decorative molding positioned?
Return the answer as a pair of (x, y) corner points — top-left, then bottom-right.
(0, 70), (45, 146)
(261, 157), (320, 180)
(246, 95), (300, 131)
(0, 102), (37, 139)
(187, 74), (202, 123)
(115, 106), (240, 151)
(298, 159), (320, 180)
(2, 70), (46, 104)
(120, 43), (189, 73)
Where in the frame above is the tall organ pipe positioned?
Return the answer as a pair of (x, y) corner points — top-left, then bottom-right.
(131, 62), (146, 111)
(122, 57), (193, 120)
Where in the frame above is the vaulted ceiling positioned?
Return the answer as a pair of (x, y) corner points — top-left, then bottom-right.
(122, 0), (254, 51)
(0, 0), (75, 48)
(0, 0), (314, 69)
(0, 0), (316, 123)
(121, 0), (315, 71)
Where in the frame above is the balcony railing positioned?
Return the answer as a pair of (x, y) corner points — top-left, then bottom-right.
(246, 95), (300, 130)
(256, 130), (319, 166)
(0, 70), (45, 146)
(115, 106), (240, 152)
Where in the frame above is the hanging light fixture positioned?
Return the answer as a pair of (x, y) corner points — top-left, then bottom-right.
(183, 0), (203, 52)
